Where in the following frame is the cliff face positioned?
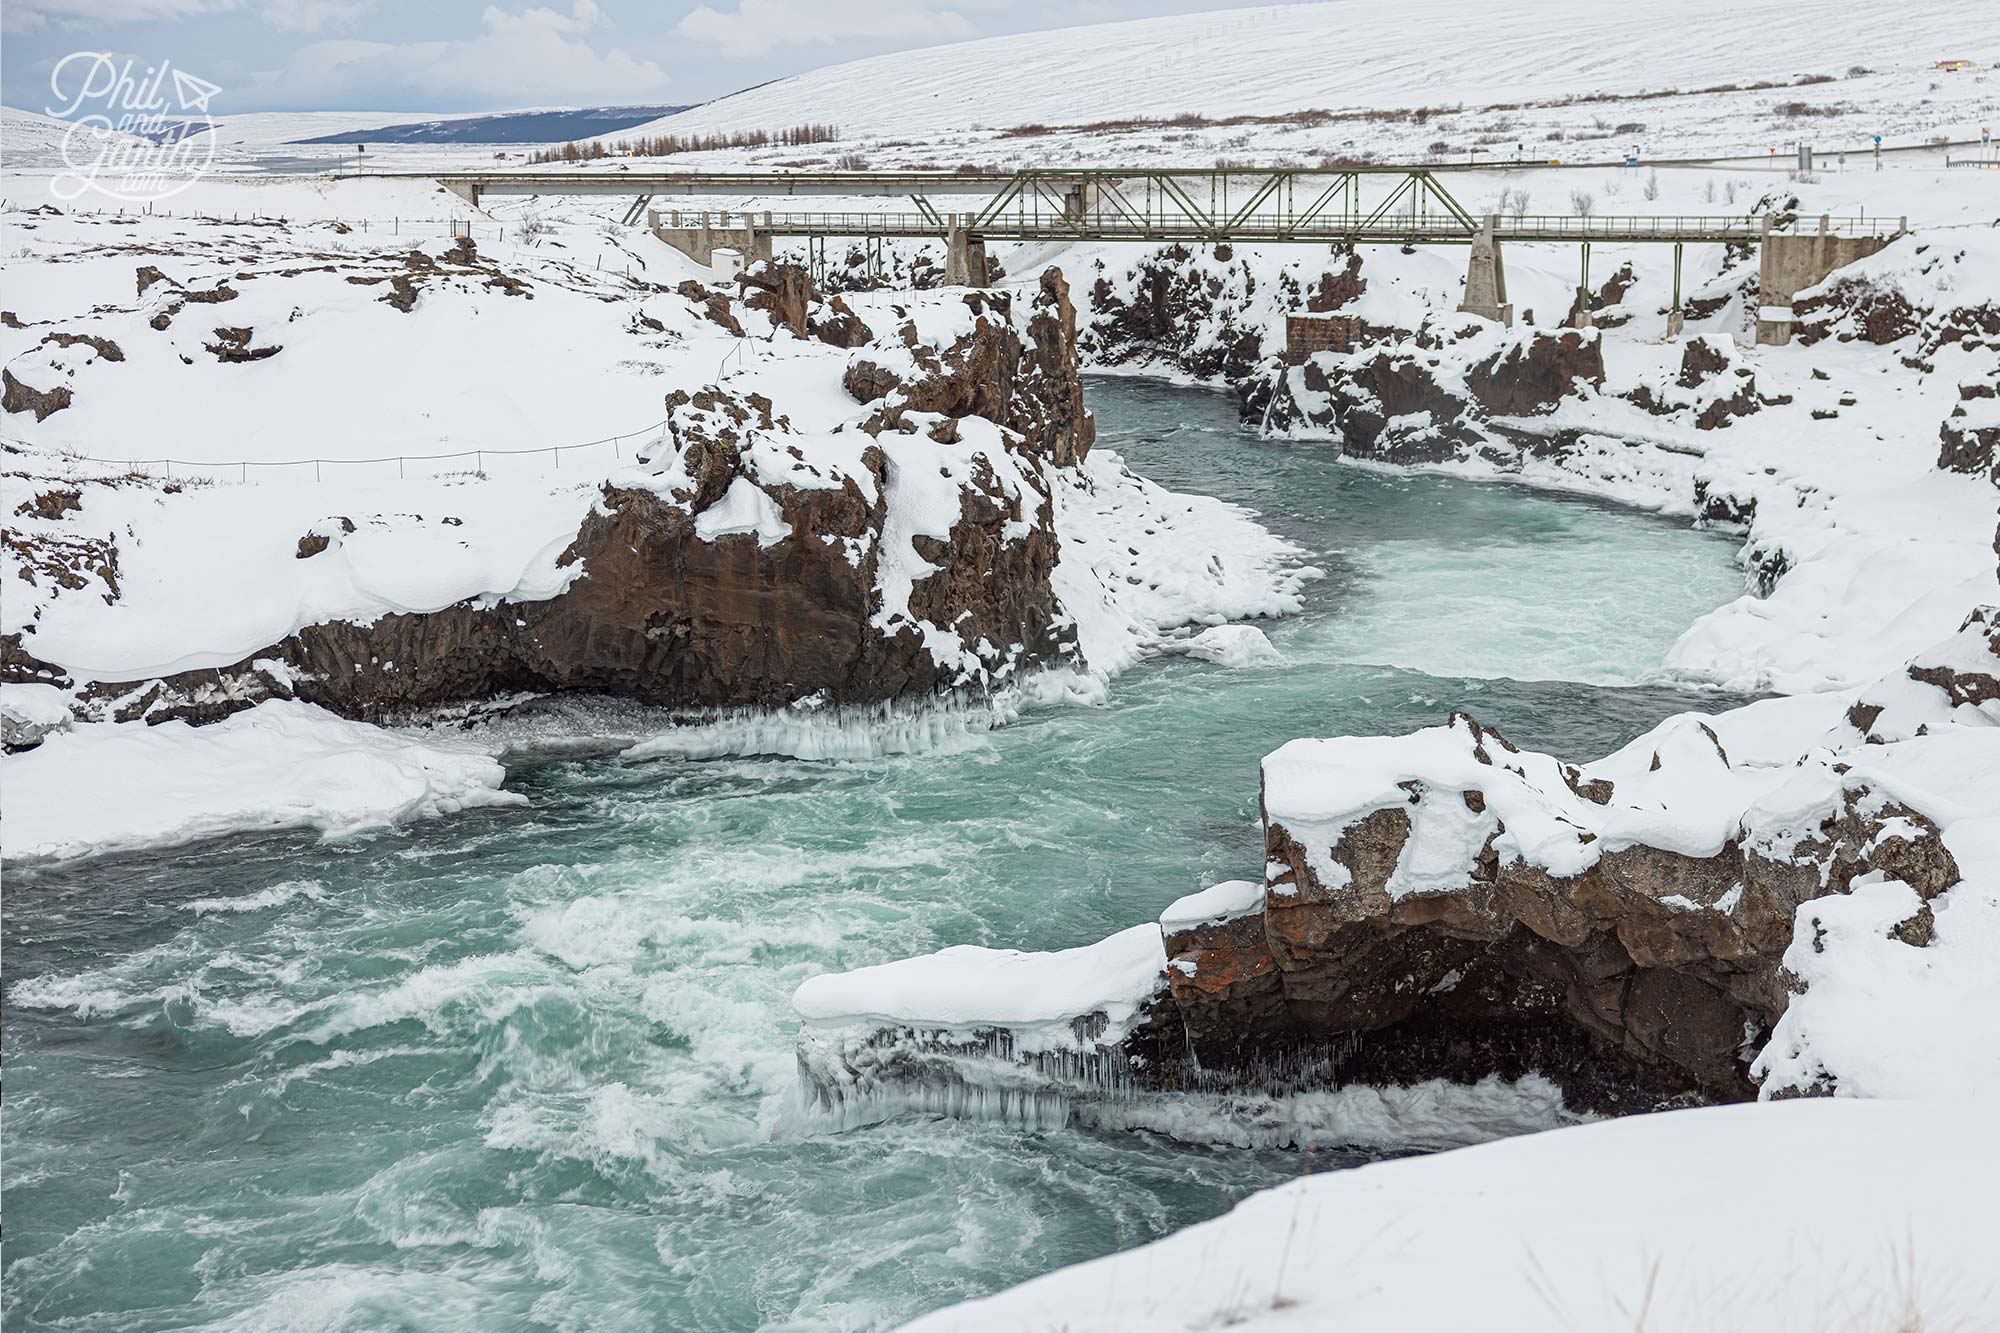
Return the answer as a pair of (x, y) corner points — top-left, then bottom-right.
(5, 266), (1099, 733)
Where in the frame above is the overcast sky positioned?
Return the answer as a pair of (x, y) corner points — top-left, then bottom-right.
(4, 0), (1296, 117)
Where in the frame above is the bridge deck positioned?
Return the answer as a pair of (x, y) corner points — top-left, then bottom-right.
(652, 209), (1892, 246)
(409, 166), (1903, 248)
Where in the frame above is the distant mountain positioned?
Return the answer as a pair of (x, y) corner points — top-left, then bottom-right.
(292, 105), (694, 146)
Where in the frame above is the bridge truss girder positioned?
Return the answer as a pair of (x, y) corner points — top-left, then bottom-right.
(971, 167), (1482, 243)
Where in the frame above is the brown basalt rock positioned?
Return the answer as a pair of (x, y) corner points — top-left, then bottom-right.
(737, 262), (815, 337)
(14, 488), (81, 521)
(1465, 329), (1605, 417)
(1081, 243), (1280, 384)
(1627, 335), (1759, 430)
(1304, 250), (1366, 314)
(845, 269), (1093, 467)
(3, 368), (72, 421)
(40, 332), (124, 363)
(0, 634), (72, 688)
(676, 280), (745, 337)
(1677, 336), (1732, 388)
(1937, 377), (1999, 478)
(734, 263), (877, 349)
(1152, 715), (1965, 1112)
(1905, 606), (2000, 709)
(206, 326), (283, 363)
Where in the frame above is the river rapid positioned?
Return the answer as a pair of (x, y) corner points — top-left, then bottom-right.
(3, 378), (1751, 1331)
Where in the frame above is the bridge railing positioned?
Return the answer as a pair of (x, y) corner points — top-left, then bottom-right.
(1496, 213), (1902, 239)
(662, 208), (1904, 245)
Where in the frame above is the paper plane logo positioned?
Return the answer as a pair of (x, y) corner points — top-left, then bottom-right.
(47, 53), (222, 205)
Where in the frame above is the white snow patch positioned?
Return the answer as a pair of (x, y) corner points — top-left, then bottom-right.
(0, 700), (522, 865)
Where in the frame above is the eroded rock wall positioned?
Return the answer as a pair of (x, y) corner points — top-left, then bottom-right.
(1137, 703), (1970, 1113)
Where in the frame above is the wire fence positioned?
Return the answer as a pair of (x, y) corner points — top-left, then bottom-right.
(10, 420), (668, 486)
(1, 199), (514, 243)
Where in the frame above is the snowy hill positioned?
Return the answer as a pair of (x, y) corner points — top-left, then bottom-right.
(635, 0), (1996, 142)
(1, 107), (151, 170)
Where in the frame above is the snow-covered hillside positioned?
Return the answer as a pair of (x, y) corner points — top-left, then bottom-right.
(632, 0), (1999, 158)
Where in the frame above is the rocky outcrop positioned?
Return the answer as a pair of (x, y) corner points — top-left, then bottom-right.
(1465, 329), (1605, 417)
(1134, 711), (1962, 1113)
(39, 269), (1098, 729)
(736, 262), (875, 347)
(1794, 238), (2000, 360)
(845, 268), (1094, 467)
(1900, 606), (2000, 712)
(1626, 334), (1762, 430)
(1937, 377), (1999, 479)
(1081, 246), (1371, 394)
(3, 368), (72, 421)
(1268, 328), (1604, 464)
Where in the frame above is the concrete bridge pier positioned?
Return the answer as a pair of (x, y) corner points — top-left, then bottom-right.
(944, 221), (988, 286)
(1756, 214), (1901, 345)
(649, 209), (773, 272)
(1456, 214), (1513, 326)
(442, 180), (482, 208)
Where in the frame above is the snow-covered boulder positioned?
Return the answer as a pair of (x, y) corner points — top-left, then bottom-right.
(0, 681), (71, 750)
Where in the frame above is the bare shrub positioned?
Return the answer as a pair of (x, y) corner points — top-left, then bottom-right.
(1569, 190), (1596, 217)
(1643, 170), (1661, 201)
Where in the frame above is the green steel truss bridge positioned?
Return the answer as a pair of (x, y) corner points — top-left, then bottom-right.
(427, 165), (1904, 247)
(421, 165), (1904, 334)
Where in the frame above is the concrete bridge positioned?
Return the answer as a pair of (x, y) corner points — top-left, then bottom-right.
(421, 165), (1907, 342)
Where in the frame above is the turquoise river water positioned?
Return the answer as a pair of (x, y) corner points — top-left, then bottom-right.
(3, 379), (1750, 1331)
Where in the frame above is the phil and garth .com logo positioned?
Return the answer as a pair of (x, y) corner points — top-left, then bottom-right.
(47, 52), (222, 204)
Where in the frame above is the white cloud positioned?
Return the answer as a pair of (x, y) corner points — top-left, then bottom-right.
(675, 0), (979, 60)
(4, 0), (231, 36)
(4, 0), (367, 35)
(244, 0), (666, 109)
(261, 0), (370, 34)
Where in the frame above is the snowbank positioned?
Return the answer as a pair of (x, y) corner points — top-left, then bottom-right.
(903, 1099), (1999, 1332)
(0, 700), (521, 864)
